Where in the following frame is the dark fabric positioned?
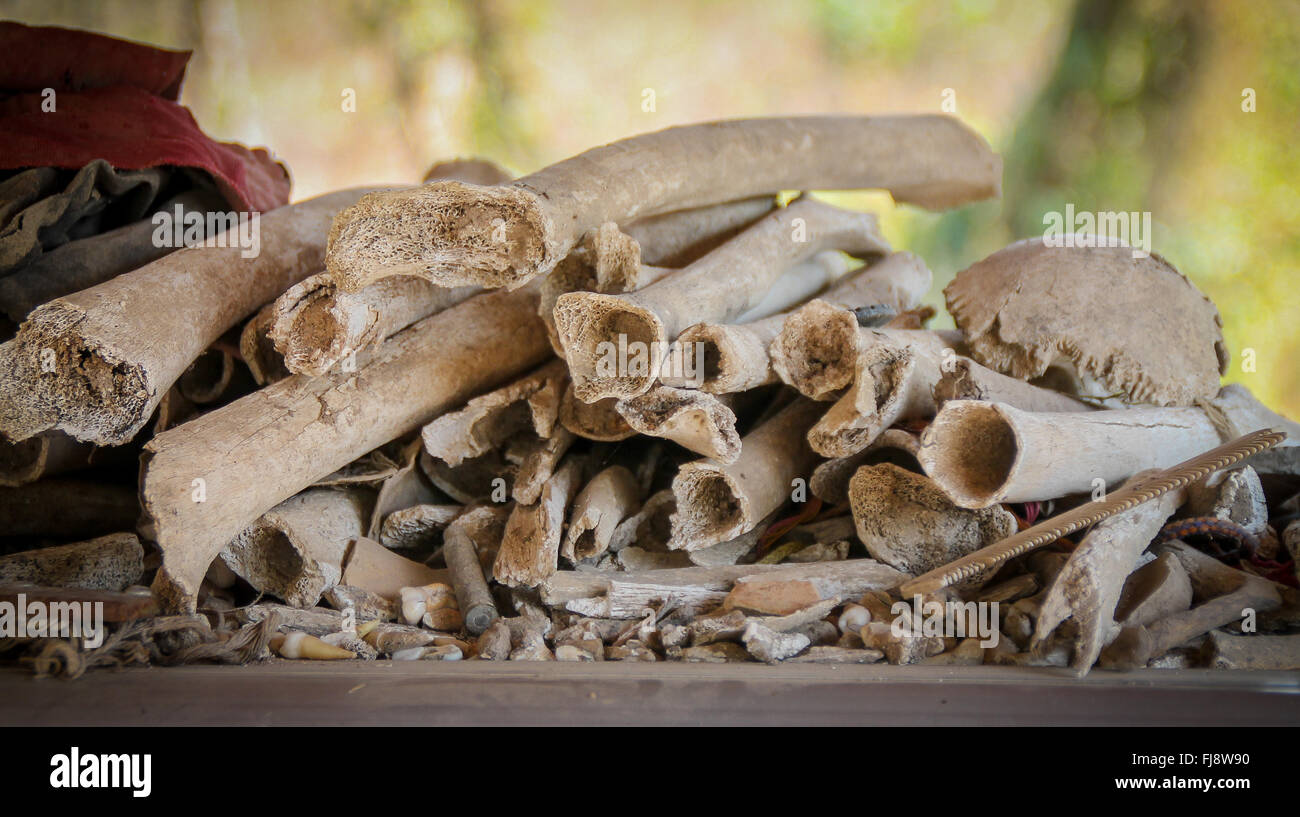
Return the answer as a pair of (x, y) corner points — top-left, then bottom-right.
(0, 160), (171, 274)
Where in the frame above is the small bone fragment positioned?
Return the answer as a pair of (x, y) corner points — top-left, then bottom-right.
(860, 621), (945, 665)
(770, 252), (935, 400)
(975, 574), (1039, 605)
(326, 115), (999, 292)
(511, 427), (576, 505)
(399, 582), (457, 625)
(421, 359), (566, 468)
(1202, 631), (1300, 670)
(379, 504), (461, 550)
(476, 620), (513, 660)
(742, 620), (811, 663)
(849, 463), (1016, 574)
(0, 188), (375, 446)
(271, 630), (355, 660)
(932, 355), (1092, 412)
(0, 532), (143, 591)
(945, 239), (1227, 406)
(918, 385), (1300, 509)
(1113, 552), (1194, 628)
(510, 630), (555, 661)
(323, 585), (398, 622)
(617, 386), (740, 462)
(555, 198), (889, 401)
(423, 607), (464, 632)
(443, 506), (508, 635)
(669, 398), (822, 550)
(920, 637), (986, 666)
(807, 329), (963, 457)
(606, 641), (659, 661)
(143, 284), (549, 613)
(563, 465), (642, 563)
(494, 456), (585, 587)
(1185, 466), (1268, 539)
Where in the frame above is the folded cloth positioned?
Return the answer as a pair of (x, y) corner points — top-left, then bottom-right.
(0, 22), (291, 277)
(0, 22), (290, 214)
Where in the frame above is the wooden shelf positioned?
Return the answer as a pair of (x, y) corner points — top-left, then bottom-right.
(3, 663), (1297, 726)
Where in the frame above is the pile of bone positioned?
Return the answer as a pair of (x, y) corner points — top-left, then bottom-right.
(2, 116), (1298, 675)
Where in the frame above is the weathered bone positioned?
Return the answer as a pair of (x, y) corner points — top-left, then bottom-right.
(918, 384), (1300, 509)
(806, 329), (962, 457)
(325, 115), (1000, 292)
(669, 398), (822, 550)
(0, 188), (375, 446)
(554, 197), (889, 401)
(142, 285), (549, 612)
(616, 386), (740, 462)
(770, 252), (935, 400)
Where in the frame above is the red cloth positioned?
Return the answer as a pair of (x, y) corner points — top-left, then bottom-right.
(0, 22), (290, 212)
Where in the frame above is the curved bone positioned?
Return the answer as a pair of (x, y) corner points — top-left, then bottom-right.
(325, 115), (1000, 292)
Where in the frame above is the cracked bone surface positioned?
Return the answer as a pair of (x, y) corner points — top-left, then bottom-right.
(806, 329), (962, 457)
(554, 197), (889, 402)
(616, 386), (740, 462)
(770, 252), (935, 401)
(944, 238), (1227, 406)
(324, 115), (1000, 293)
(265, 160), (511, 377)
(0, 188), (375, 447)
(669, 398), (822, 551)
(918, 384), (1300, 509)
(848, 463), (1016, 575)
(142, 285), (550, 613)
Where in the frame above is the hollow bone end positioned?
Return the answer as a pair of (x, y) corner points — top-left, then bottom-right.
(669, 462), (750, 551)
(918, 400), (1021, 509)
(553, 291), (665, 402)
(771, 300), (861, 401)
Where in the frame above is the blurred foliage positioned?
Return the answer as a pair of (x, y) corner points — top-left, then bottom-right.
(2, 0), (1296, 414)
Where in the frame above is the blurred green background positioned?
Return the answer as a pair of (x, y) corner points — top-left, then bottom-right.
(4, 0), (1297, 415)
